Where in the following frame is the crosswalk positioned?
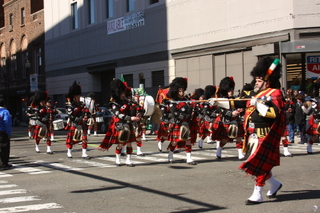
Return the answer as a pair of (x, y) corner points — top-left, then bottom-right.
(1, 143), (319, 177)
(0, 143), (318, 211)
(0, 180), (62, 213)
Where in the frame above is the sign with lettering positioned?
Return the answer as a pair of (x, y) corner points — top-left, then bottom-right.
(306, 54), (320, 78)
(107, 11), (145, 34)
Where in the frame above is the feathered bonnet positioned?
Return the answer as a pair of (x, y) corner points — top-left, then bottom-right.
(110, 79), (127, 102)
(33, 91), (48, 106)
(66, 81), (82, 100)
(217, 77), (235, 98)
(190, 88), (204, 100)
(250, 56), (281, 88)
(203, 85), (216, 100)
(167, 77), (188, 100)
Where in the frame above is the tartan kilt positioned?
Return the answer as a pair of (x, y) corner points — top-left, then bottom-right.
(199, 120), (213, 138)
(156, 121), (169, 141)
(283, 126), (289, 136)
(306, 118), (319, 135)
(66, 124), (88, 147)
(189, 119), (198, 144)
(33, 124), (50, 140)
(168, 123), (186, 143)
(99, 120), (136, 150)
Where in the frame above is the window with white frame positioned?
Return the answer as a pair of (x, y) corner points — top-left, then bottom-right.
(106, 0), (113, 18)
(71, 2), (79, 29)
(127, 0), (134, 12)
(88, 0), (95, 24)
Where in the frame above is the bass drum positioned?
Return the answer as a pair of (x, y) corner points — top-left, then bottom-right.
(139, 95), (155, 116)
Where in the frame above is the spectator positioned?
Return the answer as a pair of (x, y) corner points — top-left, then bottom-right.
(285, 94), (296, 143)
(0, 94), (12, 170)
(295, 94), (307, 144)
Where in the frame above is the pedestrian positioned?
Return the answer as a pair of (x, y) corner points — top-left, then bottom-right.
(31, 91), (54, 154)
(211, 57), (285, 204)
(285, 94), (296, 143)
(166, 77), (197, 165)
(295, 94), (307, 144)
(98, 79), (140, 166)
(0, 94), (12, 170)
(65, 81), (90, 159)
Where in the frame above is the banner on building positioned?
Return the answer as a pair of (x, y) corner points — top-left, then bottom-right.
(306, 53), (320, 78)
(107, 11), (145, 34)
(30, 73), (38, 92)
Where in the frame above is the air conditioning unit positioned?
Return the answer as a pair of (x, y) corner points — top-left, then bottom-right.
(9, 25), (13, 31)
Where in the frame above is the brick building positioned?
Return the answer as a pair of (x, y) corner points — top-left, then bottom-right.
(0, 0), (45, 121)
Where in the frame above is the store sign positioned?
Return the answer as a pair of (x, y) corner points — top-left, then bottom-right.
(30, 73), (38, 92)
(306, 54), (320, 78)
(107, 11), (145, 34)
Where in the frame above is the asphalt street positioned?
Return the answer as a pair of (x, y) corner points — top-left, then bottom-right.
(0, 126), (319, 213)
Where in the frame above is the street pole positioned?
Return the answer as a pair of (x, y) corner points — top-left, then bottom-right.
(25, 60), (31, 102)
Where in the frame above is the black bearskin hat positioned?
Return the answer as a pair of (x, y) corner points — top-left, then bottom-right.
(250, 56), (282, 88)
(34, 91), (48, 106)
(87, 92), (96, 100)
(167, 77), (188, 100)
(203, 85), (216, 100)
(190, 88), (204, 100)
(217, 77), (235, 98)
(67, 81), (82, 99)
(110, 79), (127, 102)
(240, 83), (254, 97)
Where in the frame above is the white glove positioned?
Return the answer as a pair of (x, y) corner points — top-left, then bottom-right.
(256, 102), (269, 116)
(208, 98), (216, 106)
(250, 98), (257, 106)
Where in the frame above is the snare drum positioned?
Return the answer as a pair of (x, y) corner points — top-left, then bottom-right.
(53, 119), (64, 130)
(29, 119), (37, 126)
(96, 116), (104, 123)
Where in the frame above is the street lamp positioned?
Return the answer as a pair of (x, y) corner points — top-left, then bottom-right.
(25, 60), (31, 101)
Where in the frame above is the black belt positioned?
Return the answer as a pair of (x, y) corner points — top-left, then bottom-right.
(249, 122), (272, 128)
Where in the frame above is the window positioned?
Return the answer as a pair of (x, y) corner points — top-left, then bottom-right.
(21, 8), (25, 25)
(35, 47), (42, 75)
(71, 3), (79, 29)
(106, 0), (113, 18)
(150, 0), (159, 4)
(127, 0), (134, 12)
(88, 0), (95, 24)
(9, 13), (13, 25)
(152, 70), (164, 87)
(123, 74), (133, 88)
(11, 54), (17, 79)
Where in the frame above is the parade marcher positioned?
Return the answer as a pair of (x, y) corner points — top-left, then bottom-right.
(166, 77), (196, 165)
(32, 91), (54, 154)
(46, 98), (58, 142)
(98, 79), (140, 166)
(241, 57), (284, 204)
(65, 81), (90, 159)
(87, 92), (100, 137)
(197, 86), (216, 149)
(149, 102), (161, 135)
(0, 94), (12, 170)
(211, 57), (285, 204)
(304, 97), (317, 154)
(26, 96), (37, 139)
(212, 77), (245, 160)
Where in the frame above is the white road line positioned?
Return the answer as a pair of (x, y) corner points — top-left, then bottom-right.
(0, 181), (8, 184)
(33, 161), (83, 171)
(0, 196), (41, 204)
(132, 155), (168, 162)
(0, 202), (62, 213)
(0, 173), (13, 178)
(0, 189), (27, 196)
(96, 156), (145, 165)
(0, 184), (18, 189)
(71, 159), (117, 168)
(12, 165), (51, 175)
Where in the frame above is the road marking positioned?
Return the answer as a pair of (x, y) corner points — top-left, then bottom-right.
(12, 165), (51, 175)
(0, 184), (18, 189)
(0, 173), (13, 178)
(0, 189), (27, 196)
(0, 196), (41, 204)
(71, 158), (117, 168)
(33, 161), (83, 171)
(0, 202), (62, 213)
(0, 181), (8, 184)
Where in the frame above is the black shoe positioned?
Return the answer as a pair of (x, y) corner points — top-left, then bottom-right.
(307, 152), (313, 154)
(126, 163), (135, 167)
(168, 160), (174, 164)
(120, 153), (125, 156)
(216, 155), (221, 159)
(267, 183), (282, 198)
(173, 150), (180, 153)
(0, 164), (13, 170)
(158, 149), (162, 152)
(47, 151), (54, 155)
(245, 200), (262, 205)
(290, 141), (294, 143)
(137, 153), (145, 156)
(36, 151), (40, 153)
(82, 156), (91, 160)
(187, 161), (197, 165)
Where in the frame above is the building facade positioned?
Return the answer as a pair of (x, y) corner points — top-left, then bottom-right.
(44, 0), (320, 106)
(0, 0), (45, 120)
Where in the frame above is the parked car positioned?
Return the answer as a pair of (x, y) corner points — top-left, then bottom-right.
(55, 108), (68, 126)
(97, 107), (113, 133)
